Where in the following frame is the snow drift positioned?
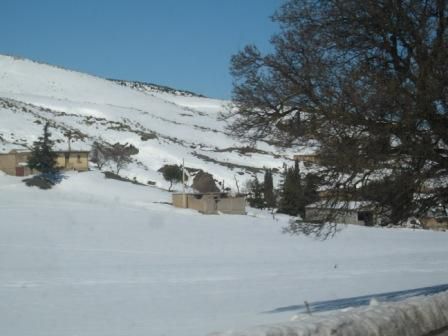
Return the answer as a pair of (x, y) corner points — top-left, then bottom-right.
(214, 291), (448, 336)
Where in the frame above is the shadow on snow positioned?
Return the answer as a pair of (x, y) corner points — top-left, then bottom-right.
(265, 283), (448, 315)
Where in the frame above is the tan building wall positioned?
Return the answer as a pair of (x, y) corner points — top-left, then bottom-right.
(420, 217), (448, 230)
(305, 207), (377, 226)
(172, 193), (188, 208)
(305, 208), (359, 225)
(293, 154), (319, 164)
(187, 194), (217, 214)
(0, 150), (89, 176)
(172, 193), (246, 215)
(55, 151), (89, 171)
(0, 152), (34, 176)
(216, 197), (247, 214)
(0, 153), (18, 175)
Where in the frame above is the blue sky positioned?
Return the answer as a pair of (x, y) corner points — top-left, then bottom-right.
(1, 0), (282, 98)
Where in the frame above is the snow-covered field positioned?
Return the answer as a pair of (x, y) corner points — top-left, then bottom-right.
(1, 171), (448, 336)
(0, 55), (447, 335)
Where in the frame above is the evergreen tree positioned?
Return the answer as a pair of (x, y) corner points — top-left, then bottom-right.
(303, 173), (320, 208)
(263, 169), (275, 208)
(278, 160), (304, 216)
(28, 122), (58, 174)
(247, 176), (265, 209)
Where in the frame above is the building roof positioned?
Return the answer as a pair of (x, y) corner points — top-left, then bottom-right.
(0, 149), (90, 155)
(173, 192), (246, 198)
(306, 200), (374, 211)
(55, 150), (90, 154)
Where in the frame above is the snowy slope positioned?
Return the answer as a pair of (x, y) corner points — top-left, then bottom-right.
(0, 172), (448, 336)
(0, 55), (298, 189)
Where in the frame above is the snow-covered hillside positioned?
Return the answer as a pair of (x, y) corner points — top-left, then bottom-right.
(1, 171), (448, 336)
(0, 55), (299, 189)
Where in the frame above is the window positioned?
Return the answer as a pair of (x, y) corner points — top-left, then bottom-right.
(358, 211), (374, 226)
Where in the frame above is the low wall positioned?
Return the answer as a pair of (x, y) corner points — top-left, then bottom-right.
(172, 193), (246, 215)
(55, 152), (89, 171)
(421, 217), (448, 230)
(216, 196), (246, 215)
(214, 291), (448, 336)
(0, 154), (17, 175)
(172, 193), (188, 208)
(305, 208), (361, 225)
(188, 194), (216, 214)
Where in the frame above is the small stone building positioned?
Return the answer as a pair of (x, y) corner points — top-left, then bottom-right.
(305, 201), (378, 226)
(420, 206), (448, 230)
(55, 150), (90, 172)
(0, 149), (89, 176)
(420, 217), (448, 230)
(172, 192), (246, 215)
(293, 154), (319, 164)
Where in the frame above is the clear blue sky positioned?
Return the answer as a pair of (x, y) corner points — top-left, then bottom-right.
(1, 0), (283, 98)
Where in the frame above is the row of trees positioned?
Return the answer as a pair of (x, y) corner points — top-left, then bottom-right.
(247, 161), (319, 218)
(91, 141), (138, 174)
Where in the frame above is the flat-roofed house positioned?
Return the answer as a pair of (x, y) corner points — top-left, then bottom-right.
(420, 206), (448, 230)
(55, 150), (90, 172)
(0, 149), (89, 176)
(305, 201), (379, 226)
(293, 153), (319, 164)
(172, 192), (246, 215)
(0, 150), (32, 176)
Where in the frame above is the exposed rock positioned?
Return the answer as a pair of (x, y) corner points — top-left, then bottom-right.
(192, 171), (220, 193)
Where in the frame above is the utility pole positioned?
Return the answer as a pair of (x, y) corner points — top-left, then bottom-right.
(182, 159), (187, 208)
(182, 159), (185, 193)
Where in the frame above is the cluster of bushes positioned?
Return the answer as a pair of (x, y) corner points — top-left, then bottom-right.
(91, 141), (138, 174)
(158, 164), (187, 191)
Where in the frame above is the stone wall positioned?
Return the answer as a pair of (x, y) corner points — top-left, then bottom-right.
(172, 193), (246, 215)
(0, 151), (89, 176)
(0, 153), (17, 175)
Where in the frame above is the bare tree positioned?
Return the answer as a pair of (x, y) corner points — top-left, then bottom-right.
(108, 143), (135, 174)
(225, 0), (448, 237)
(91, 142), (137, 174)
(90, 141), (110, 170)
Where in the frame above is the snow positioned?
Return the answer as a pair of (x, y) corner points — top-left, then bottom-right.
(306, 201), (373, 210)
(1, 55), (448, 336)
(0, 172), (448, 336)
(215, 290), (448, 336)
(0, 55), (295, 191)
